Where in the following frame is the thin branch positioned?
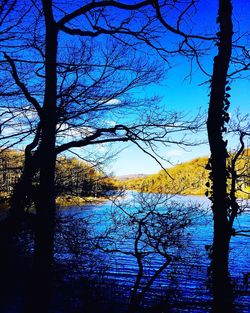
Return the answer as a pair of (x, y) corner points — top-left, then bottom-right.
(3, 53), (42, 116)
(131, 139), (174, 180)
(57, 1), (152, 27)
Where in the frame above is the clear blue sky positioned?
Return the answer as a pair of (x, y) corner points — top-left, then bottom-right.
(107, 64), (250, 176)
(107, 0), (250, 176)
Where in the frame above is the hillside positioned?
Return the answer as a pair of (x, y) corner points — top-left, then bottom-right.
(119, 150), (250, 197)
(119, 157), (209, 195)
(0, 150), (117, 205)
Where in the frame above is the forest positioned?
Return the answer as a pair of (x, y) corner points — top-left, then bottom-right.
(0, 149), (116, 206)
(120, 150), (250, 197)
(0, 1), (250, 313)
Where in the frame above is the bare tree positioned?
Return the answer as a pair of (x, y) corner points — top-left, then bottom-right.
(95, 192), (199, 312)
(206, 1), (233, 309)
(0, 2), (205, 312)
(227, 114), (250, 233)
(206, 1), (250, 311)
(145, 2), (250, 310)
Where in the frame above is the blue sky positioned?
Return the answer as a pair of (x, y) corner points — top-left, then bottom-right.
(110, 72), (210, 176)
(108, 0), (250, 176)
(110, 68), (250, 176)
(1, 1), (249, 177)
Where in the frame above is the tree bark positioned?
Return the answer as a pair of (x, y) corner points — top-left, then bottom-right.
(206, 0), (234, 311)
(25, 1), (58, 312)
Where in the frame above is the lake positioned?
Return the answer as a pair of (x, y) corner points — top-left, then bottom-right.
(57, 192), (250, 312)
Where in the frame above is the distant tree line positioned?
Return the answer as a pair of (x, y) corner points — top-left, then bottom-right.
(120, 157), (208, 195)
(0, 150), (23, 195)
(55, 156), (115, 199)
(0, 149), (115, 201)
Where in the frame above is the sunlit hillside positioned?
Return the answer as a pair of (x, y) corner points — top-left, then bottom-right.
(118, 150), (250, 197)
(0, 150), (116, 205)
(118, 157), (208, 195)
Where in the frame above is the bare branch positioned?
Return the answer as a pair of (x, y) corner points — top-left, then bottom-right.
(3, 53), (42, 116)
(57, 1), (152, 27)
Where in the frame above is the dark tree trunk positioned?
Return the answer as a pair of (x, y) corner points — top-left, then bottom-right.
(10, 124), (41, 222)
(128, 270), (142, 313)
(0, 157), (37, 249)
(128, 222), (143, 313)
(26, 1), (58, 312)
(206, 0), (234, 311)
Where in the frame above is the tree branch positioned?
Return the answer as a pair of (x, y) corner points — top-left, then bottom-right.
(55, 125), (129, 154)
(57, 1), (152, 27)
(153, 0), (216, 41)
(3, 53), (42, 116)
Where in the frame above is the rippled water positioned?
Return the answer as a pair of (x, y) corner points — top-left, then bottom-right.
(59, 192), (250, 312)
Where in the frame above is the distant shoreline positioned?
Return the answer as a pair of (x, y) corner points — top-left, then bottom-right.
(56, 195), (111, 207)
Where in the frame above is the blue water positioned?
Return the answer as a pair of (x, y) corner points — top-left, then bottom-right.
(58, 192), (250, 312)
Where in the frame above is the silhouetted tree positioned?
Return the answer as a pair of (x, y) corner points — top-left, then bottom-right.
(96, 192), (199, 312)
(152, 1), (250, 310)
(206, 0), (236, 311)
(0, 2), (202, 312)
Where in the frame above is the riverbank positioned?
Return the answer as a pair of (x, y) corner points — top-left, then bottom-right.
(0, 194), (111, 211)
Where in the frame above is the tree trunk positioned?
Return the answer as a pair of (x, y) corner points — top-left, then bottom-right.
(25, 1), (58, 312)
(128, 222), (143, 313)
(10, 124), (42, 223)
(206, 0), (234, 311)
(128, 275), (142, 313)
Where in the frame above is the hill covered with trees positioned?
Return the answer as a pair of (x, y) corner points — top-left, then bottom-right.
(119, 156), (209, 195)
(118, 150), (250, 197)
(0, 149), (116, 206)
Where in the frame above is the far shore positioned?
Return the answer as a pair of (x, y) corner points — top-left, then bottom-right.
(56, 195), (112, 207)
(1, 189), (248, 212)
(0, 194), (111, 213)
